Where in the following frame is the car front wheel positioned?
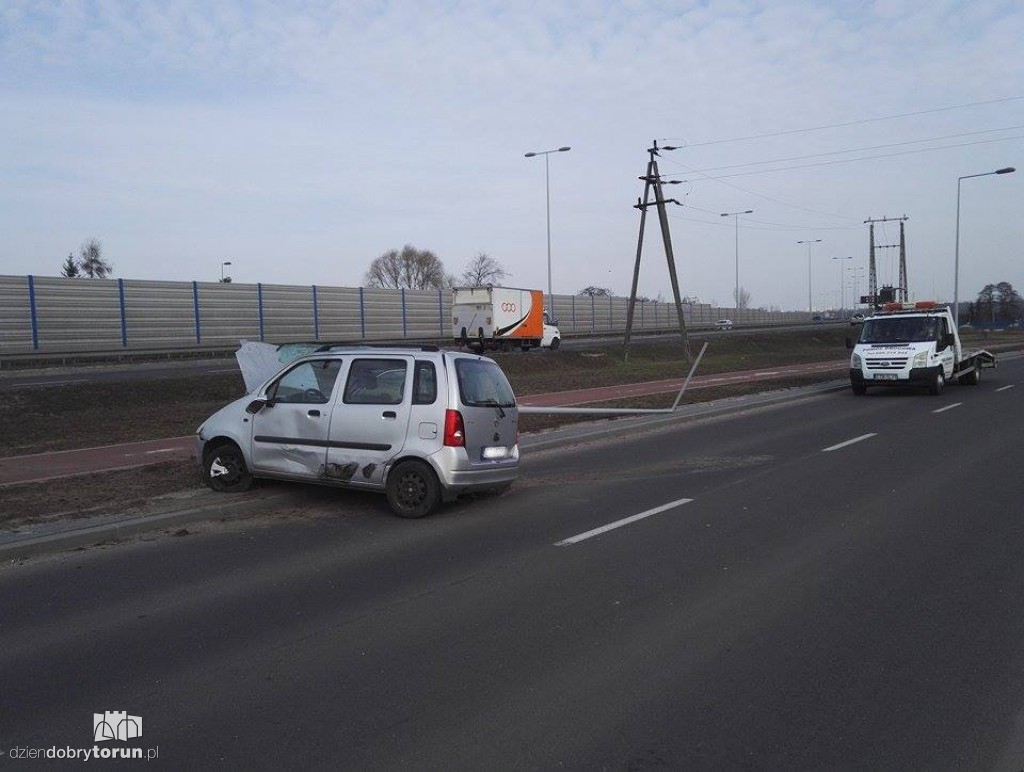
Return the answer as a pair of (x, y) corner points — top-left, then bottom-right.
(202, 442), (253, 493)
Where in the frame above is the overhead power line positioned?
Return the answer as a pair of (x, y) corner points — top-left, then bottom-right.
(678, 125), (1024, 175)
(671, 134), (1024, 181)
(662, 96), (1023, 148)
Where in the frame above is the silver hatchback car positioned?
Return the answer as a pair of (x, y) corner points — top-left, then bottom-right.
(196, 346), (519, 518)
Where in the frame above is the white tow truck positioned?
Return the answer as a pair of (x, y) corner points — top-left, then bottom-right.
(847, 301), (996, 396)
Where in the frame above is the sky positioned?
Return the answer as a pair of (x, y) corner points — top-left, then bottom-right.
(1, 0), (1021, 312)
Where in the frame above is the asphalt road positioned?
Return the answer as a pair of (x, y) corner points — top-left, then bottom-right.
(2, 357), (1021, 769)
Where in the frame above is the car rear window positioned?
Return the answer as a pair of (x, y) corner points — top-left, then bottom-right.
(455, 359), (516, 408)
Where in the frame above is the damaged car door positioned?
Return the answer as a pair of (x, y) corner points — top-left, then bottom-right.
(323, 356), (413, 488)
(249, 358), (344, 478)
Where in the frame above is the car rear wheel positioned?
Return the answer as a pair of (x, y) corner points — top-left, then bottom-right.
(962, 364), (981, 385)
(202, 442), (253, 493)
(386, 460), (441, 518)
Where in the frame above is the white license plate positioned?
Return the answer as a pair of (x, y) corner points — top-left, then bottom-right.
(482, 446), (510, 460)
(874, 373), (898, 381)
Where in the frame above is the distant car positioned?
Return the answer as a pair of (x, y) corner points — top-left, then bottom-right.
(812, 315), (824, 324)
(849, 313), (865, 326)
(715, 319), (733, 330)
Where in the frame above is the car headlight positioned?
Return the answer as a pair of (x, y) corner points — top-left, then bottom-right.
(912, 351), (928, 368)
(851, 353), (862, 368)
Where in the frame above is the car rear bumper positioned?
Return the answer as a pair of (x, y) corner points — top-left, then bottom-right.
(429, 446), (519, 499)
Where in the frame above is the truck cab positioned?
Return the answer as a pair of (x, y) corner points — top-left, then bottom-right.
(848, 302), (993, 395)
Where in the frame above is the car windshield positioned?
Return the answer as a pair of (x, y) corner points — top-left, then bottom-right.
(456, 359), (516, 408)
(860, 316), (939, 344)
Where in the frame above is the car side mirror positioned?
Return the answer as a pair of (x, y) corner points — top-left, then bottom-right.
(943, 333), (955, 348)
(245, 398), (268, 414)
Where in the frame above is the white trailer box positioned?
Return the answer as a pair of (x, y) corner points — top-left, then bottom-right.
(452, 286), (559, 351)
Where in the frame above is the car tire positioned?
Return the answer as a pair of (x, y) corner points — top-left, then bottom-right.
(549, 337), (560, 350)
(202, 442), (253, 493)
(962, 364), (981, 385)
(386, 460), (441, 519)
(929, 369), (945, 396)
(851, 383), (867, 396)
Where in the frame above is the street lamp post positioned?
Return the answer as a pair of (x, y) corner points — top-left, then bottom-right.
(221, 261), (232, 282)
(525, 146), (571, 315)
(720, 209), (753, 315)
(832, 256), (852, 315)
(797, 239), (822, 312)
(954, 166), (1015, 326)
(847, 267), (865, 309)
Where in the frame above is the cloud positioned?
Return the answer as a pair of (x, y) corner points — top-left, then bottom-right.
(0, 0), (1021, 307)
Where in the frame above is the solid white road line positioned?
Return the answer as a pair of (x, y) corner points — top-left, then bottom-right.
(554, 497), (694, 547)
(822, 433), (877, 453)
(996, 385), (1015, 392)
(932, 402), (962, 413)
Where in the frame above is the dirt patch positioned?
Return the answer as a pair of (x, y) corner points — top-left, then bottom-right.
(0, 459), (203, 530)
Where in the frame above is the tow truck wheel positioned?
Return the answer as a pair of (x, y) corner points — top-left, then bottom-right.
(963, 364), (981, 385)
(851, 383), (867, 396)
(929, 370), (945, 396)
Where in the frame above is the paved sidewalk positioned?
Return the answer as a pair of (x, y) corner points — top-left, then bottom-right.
(0, 361), (848, 488)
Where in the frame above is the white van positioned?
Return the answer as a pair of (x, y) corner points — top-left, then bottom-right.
(196, 346), (519, 517)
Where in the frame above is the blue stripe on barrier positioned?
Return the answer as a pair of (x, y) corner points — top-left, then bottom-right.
(27, 275), (39, 350)
(192, 281), (201, 344)
(258, 283), (265, 342)
(118, 278), (128, 348)
(312, 285), (320, 340)
(401, 288), (407, 337)
(359, 287), (366, 338)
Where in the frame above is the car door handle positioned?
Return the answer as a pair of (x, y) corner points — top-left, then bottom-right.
(307, 409), (321, 417)
(382, 411), (397, 419)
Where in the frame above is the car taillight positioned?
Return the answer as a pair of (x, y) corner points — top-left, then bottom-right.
(443, 409), (465, 447)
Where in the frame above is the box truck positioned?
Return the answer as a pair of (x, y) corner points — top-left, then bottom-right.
(452, 286), (560, 351)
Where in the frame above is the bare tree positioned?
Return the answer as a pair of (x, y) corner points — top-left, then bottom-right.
(459, 252), (509, 286)
(364, 245), (447, 290)
(734, 286), (752, 310)
(60, 253), (80, 278)
(78, 238), (113, 278)
(578, 286), (612, 297)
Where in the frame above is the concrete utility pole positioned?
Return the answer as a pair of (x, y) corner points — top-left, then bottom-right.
(624, 141), (691, 362)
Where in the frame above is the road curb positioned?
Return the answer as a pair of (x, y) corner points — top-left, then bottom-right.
(521, 379), (850, 452)
(1, 490), (297, 562)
